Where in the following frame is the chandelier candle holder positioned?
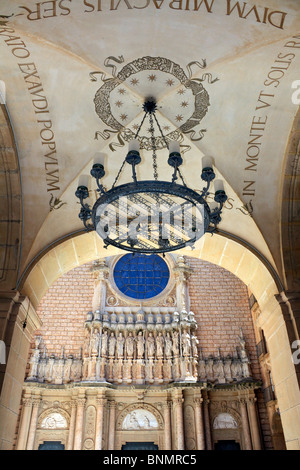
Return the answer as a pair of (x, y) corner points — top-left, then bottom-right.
(75, 98), (227, 254)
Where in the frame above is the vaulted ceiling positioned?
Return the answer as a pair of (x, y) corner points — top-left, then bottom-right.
(0, 0), (299, 293)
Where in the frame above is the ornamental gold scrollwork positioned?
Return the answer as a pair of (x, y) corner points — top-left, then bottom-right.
(92, 55), (219, 152)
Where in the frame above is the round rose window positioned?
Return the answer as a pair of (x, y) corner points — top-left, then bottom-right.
(113, 254), (170, 300)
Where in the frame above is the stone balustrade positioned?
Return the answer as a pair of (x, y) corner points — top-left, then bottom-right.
(26, 310), (252, 386)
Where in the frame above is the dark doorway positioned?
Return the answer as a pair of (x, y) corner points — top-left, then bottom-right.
(122, 442), (159, 450)
(215, 440), (240, 450)
(38, 441), (65, 450)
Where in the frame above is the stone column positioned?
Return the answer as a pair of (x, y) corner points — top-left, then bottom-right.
(248, 398), (262, 450)
(26, 396), (41, 450)
(276, 291), (300, 387)
(194, 396), (205, 450)
(73, 397), (86, 450)
(66, 400), (77, 450)
(173, 389), (184, 450)
(108, 400), (116, 450)
(16, 393), (32, 450)
(202, 391), (212, 450)
(95, 392), (106, 450)
(0, 295), (41, 450)
(163, 401), (172, 450)
(240, 399), (252, 450)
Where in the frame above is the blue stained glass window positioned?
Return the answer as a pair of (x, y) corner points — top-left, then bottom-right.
(113, 254), (170, 299)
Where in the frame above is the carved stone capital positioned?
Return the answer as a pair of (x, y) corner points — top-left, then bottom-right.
(239, 398), (248, 407)
(162, 401), (172, 411)
(194, 397), (203, 406)
(108, 400), (116, 409)
(96, 398), (106, 407)
(32, 398), (41, 407)
(76, 398), (86, 407)
(22, 398), (32, 407)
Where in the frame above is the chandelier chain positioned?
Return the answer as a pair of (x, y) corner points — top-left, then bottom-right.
(178, 167), (187, 187)
(149, 113), (158, 180)
(112, 158), (126, 189)
(134, 111), (148, 139)
(152, 112), (169, 148)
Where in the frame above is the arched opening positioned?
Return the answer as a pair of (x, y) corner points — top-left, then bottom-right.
(8, 231), (296, 449)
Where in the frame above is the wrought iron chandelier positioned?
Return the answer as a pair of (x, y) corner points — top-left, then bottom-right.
(75, 98), (227, 254)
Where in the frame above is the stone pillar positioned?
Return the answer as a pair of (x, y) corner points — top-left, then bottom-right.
(73, 397), (86, 450)
(95, 392), (106, 450)
(276, 291), (300, 386)
(108, 400), (116, 450)
(163, 401), (172, 450)
(0, 295), (41, 450)
(16, 392), (32, 450)
(173, 389), (184, 450)
(240, 399), (252, 450)
(194, 396), (205, 450)
(202, 391), (212, 450)
(26, 395), (41, 450)
(248, 398), (262, 450)
(66, 400), (77, 450)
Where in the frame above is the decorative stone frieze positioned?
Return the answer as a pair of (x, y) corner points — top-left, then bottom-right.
(26, 312), (253, 386)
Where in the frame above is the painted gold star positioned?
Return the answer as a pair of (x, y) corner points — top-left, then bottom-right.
(148, 74), (157, 82)
(118, 88), (126, 95)
(175, 114), (183, 122)
(115, 100), (123, 108)
(177, 88), (185, 95)
(166, 79), (175, 87)
(120, 113), (128, 121)
(130, 78), (139, 86)
(181, 101), (189, 108)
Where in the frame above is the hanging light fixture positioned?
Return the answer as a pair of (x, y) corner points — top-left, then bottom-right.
(75, 98), (227, 254)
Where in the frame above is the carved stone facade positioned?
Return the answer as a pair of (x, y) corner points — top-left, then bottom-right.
(16, 383), (262, 450)
(26, 317), (252, 387)
(18, 255), (266, 450)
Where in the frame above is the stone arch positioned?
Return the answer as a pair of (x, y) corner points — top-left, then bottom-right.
(212, 412), (239, 429)
(0, 102), (22, 291)
(280, 107), (300, 292)
(37, 407), (70, 429)
(20, 230), (280, 313)
(210, 405), (242, 430)
(116, 403), (164, 431)
(18, 229), (300, 449)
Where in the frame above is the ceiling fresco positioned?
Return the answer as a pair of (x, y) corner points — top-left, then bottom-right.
(0, 0), (299, 287)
